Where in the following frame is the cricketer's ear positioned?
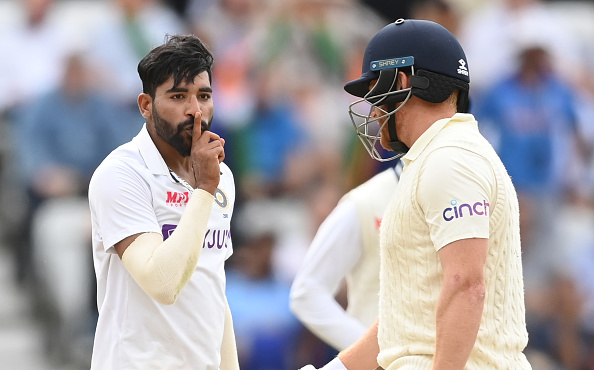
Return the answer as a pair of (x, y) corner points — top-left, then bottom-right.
(138, 93), (153, 120)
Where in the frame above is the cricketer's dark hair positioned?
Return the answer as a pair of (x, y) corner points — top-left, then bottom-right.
(137, 34), (214, 98)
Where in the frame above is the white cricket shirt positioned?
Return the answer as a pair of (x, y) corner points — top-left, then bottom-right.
(377, 114), (530, 369)
(290, 166), (400, 351)
(88, 125), (235, 369)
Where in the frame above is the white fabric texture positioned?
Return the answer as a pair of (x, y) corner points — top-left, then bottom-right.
(121, 189), (214, 305)
(299, 357), (347, 370)
(219, 299), (239, 370)
(89, 125), (235, 369)
(290, 167), (398, 350)
(377, 114), (530, 369)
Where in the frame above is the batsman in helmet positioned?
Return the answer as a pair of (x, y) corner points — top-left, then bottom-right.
(300, 19), (531, 370)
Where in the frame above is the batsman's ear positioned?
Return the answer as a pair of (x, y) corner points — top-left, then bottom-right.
(138, 93), (153, 119)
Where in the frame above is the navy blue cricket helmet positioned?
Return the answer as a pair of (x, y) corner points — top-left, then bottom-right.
(345, 19), (470, 161)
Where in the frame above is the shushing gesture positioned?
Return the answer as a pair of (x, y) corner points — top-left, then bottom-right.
(191, 113), (225, 195)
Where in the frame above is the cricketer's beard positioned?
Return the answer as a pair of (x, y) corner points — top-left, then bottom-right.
(153, 105), (212, 157)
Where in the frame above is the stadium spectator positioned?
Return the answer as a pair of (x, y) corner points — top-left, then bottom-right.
(88, 0), (186, 140)
(474, 36), (593, 370)
(10, 52), (127, 367)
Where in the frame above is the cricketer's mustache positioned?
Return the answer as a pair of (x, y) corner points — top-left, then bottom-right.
(179, 119), (211, 134)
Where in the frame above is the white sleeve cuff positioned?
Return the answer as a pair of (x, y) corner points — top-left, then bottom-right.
(322, 357), (347, 370)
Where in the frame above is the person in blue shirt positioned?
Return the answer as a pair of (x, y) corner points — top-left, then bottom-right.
(474, 42), (592, 368)
(9, 52), (129, 366)
(475, 45), (581, 196)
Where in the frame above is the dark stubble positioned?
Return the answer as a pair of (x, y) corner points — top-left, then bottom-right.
(152, 105), (211, 157)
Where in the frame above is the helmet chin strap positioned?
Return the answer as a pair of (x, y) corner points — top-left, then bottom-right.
(386, 102), (410, 155)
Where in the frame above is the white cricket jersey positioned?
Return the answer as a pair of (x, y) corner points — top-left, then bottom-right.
(290, 165), (401, 351)
(377, 114), (530, 369)
(88, 125), (235, 369)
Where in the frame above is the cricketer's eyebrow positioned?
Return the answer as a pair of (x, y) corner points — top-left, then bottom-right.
(166, 86), (213, 93)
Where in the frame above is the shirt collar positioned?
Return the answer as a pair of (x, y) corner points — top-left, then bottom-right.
(133, 123), (170, 176)
(402, 113), (475, 165)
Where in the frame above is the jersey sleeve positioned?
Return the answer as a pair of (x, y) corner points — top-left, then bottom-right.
(416, 146), (495, 251)
(289, 198), (368, 350)
(89, 159), (161, 253)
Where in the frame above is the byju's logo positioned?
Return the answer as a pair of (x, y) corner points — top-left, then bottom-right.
(443, 199), (489, 222)
(162, 224), (231, 249)
(457, 59), (469, 77)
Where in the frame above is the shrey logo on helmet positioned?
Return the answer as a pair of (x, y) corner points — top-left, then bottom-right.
(370, 57), (414, 71)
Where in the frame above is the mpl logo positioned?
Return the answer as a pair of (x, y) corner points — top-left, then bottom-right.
(442, 199), (489, 222)
(166, 191), (190, 207)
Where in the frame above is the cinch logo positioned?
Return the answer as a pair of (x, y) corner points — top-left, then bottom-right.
(442, 199), (489, 222)
(457, 59), (469, 77)
(166, 191), (190, 207)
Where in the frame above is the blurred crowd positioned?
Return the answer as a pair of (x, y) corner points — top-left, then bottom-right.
(1, 0), (594, 369)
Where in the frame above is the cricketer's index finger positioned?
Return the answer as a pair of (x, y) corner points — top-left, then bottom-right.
(191, 110), (204, 148)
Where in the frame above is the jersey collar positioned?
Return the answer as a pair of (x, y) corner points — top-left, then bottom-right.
(402, 113), (476, 165)
(133, 123), (170, 176)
